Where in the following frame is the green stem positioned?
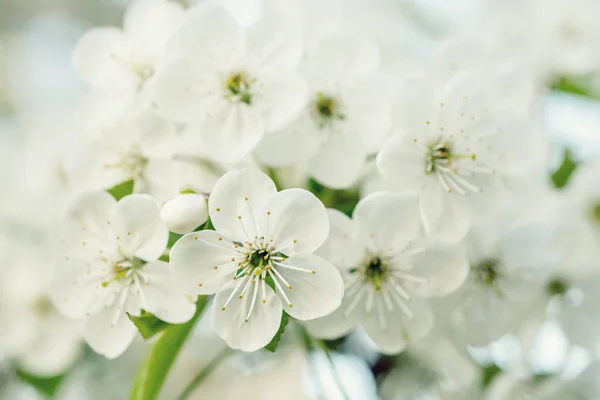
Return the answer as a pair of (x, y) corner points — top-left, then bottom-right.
(177, 348), (234, 400)
(129, 296), (209, 400)
(266, 167), (282, 191)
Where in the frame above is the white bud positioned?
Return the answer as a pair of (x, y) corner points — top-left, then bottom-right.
(161, 194), (208, 234)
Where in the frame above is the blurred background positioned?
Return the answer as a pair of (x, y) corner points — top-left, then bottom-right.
(2, 0), (600, 399)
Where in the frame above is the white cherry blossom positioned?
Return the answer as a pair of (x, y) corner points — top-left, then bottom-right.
(51, 191), (195, 358)
(72, 0), (184, 94)
(154, 4), (307, 163)
(169, 168), (343, 352)
(377, 72), (541, 243)
(256, 32), (394, 189)
(305, 192), (469, 354)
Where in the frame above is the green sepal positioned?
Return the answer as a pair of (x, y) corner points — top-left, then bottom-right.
(551, 148), (578, 189)
(263, 311), (290, 352)
(107, 180), (135, 200)
(16, 369), (66, 398)
(127, 311), (172, 340)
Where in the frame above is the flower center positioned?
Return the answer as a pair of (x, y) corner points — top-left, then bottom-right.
(101, 257), (146, 288)
(225, 71), (253, 105)
(217, 237), (317, 323)
(363, 257), (389, 291)
(33, 296), (53, 316)
(424, 137), (487, 195)
(473, 258), (501, 287)
(104, 151), (148, 179)
(312, 92), (345, 128)
(546, 277), (569, 296)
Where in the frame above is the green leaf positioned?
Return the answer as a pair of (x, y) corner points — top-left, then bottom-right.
(17, 369), (65, 398)
(551, 77), (600, 99)
(551, 149), (578, 189)
(307, 178), (359, 217)
(264, 311), (290, 352)
(167, 232), (183, 248)
(107, 180), (135, 200)
(481, 364), (502, 388)
(127, 311), (172, 340)
(129, 296), (208, 400)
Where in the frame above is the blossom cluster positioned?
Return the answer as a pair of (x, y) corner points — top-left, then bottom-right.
(2, 0), (600, 398)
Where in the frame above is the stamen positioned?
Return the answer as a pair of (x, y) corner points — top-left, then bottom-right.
(392, 271), (428, 284)
(270, 266), (292, 289)
(111, 287), (129, 327)
(388, 289), (414, 319)
(222, 277), (246, 310)
(268, 270), (292, 307)
(272, 261), (314, 274)
(435, 170), (453, 193)
(344, 286), (368, 317)
(377, 296), (388, 331)
(245, 279), (260, 322)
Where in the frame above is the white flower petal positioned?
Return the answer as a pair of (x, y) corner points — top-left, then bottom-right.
(254, 115), (321, 166)
(246, 15), (303, 69)
(273, 254), (343, 321)
(18, 316), (82, 376)
(362, 299), (434, 355)
(392, 77), (436, 132)
(51, 262), (109, 319)
(258, 188), (329, 255)
(200, 102), (265, 163)
(303, 33), (380, 87)
(254, 70), (308, 132)
(209, 168), (277, 240)
(123, 0), (184, 48)
(71, 28), (130, 86)
(84, 305), (138, 359)
(376, 134), (428, 193)
(212, 280), (282, 352)
(353, 192), (421, 254)
(309, 132), (367, 189)
(316, 209), (364, 268)
(167, 4), (244, 65)
(170, 230), (239, 295)
(62, 190), (117, 252)
(304, 299), (358, 340)
(409, 244), (470, 297)
(110, 194), (168, 261)
(141, 261), (196, 323)
(153, 60), (222, 123)
(418, 184), (470, 243)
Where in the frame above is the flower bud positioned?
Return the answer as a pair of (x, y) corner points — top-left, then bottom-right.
(161, 194), (208, 234)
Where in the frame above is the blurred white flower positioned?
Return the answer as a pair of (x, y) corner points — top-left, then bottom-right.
(256, 32), (394, 189)
(306, 192), (468, 354)
(72, 0), (184, 93)
(52, 191), (195, 358)
(377, 72), (541, 242)
(154, 4), (307, 163)
(170, 168), (344, 351)
(0, 244), (82, 376)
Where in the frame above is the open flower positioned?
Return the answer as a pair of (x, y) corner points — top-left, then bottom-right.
(51, 191), (195, 358)
(154, 5), (307, 163)
(72, 0), (184, 93)
(256, 32), (394, 189)
(377, 72), (541, 243)
(170, 168), (343, 352)
(305, 192), (468, 354)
